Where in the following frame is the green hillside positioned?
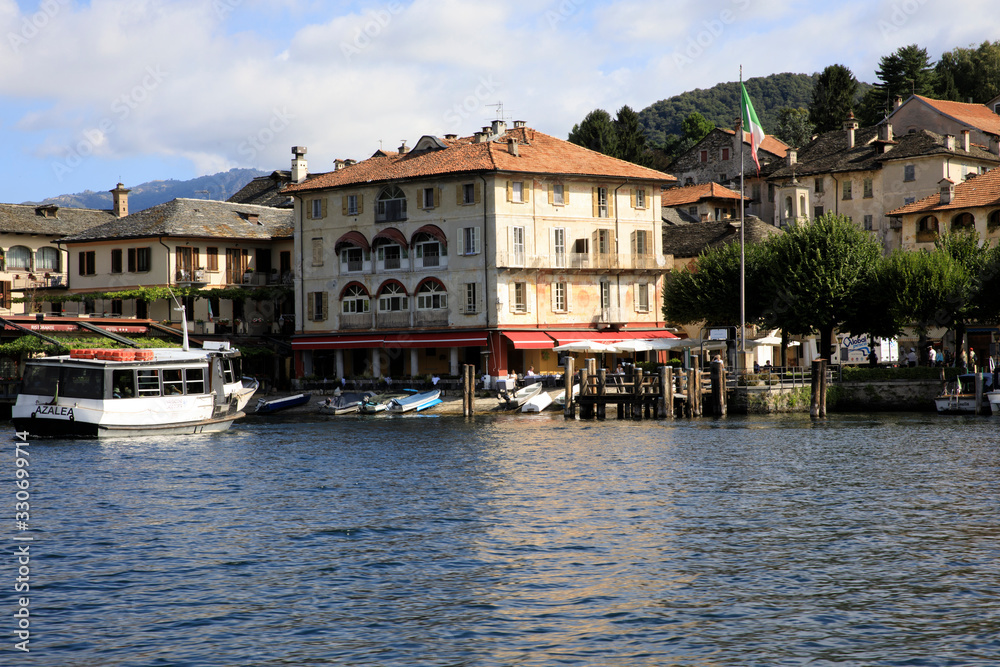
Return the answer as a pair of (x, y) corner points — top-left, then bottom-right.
(639, 72), (819, 146)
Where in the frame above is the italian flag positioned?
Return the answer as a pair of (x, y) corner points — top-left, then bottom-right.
(741, 82), (764, 173)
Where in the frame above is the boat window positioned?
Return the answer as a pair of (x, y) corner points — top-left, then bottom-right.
(163, 368), (184, 395)
(60, 367), (104, 400)
(112, 369), (135, 398)
(223, 359), (237, 384)
(21, 365), (60, 396)
(137, 369), (161, 396)
(185, 368), (205, 394)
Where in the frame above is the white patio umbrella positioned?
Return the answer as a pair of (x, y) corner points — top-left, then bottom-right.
(610, 339), (655, 353)
(552, 340), (617, 353)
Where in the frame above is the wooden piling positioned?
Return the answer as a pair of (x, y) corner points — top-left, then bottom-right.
(462, 364), (471, 417)
(631, 368), (644, 419)
(579, 365), (591, 419)
(660, 366), (673, 419)
(810, 358), (823, 418)
(596, 369), (607, 420)
(563, 357), (575, 419)
(975, 372), (984, 415)
(711, 360), (727, 417)
(819, 359), (828, 417)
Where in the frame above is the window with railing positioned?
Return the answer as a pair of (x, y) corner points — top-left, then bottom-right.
(342, 285), (370, 314)
(378, 284), (408, 312)
(340, 247), (363, 273)
(376, 186), (407, 222)
(378, 244), (402, 270)
(415, 241), (440, 267)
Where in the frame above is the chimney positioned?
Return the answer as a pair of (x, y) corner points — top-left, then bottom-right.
(344, 159), (356, 166)
(961, 130), (970, 152)
(786, 149), (797, 166)
(894, 95), (903, 110)
(444, 133), (458, 140)
(110, 183), (130, 218)
(492, 119), (507, 135)
(333, 159), (346, 171)
(878, 122), (894, 143)
(944, 134), (956, 151)
(474, 131), (488, 143)
(513, 120), (526, 128)
(990, 135), (1000, 156)
(507, 137), (519, 157)
(939, 177), (955, 205)
(291, 146), (308, 183)
(843, 112), (858, 149)
(398, 141), (409, 155)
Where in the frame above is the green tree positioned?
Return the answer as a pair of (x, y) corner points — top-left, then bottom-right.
(681, 111), (715, 144)
(859, 44), (936, 124)
(775, 107), (813, 148)
(934, 231), (992, 361)
(568, 109), (617, 155)
(760, 214), (883, 359)
(612, 105), (647, 165)
(935, 40), (1000, 103)
(809, 64), (858, 133)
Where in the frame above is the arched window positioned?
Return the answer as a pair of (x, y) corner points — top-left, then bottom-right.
(988, 210), (1000, 232)
(376, 185), (407, 223)
(784, 196), (793, 219)
(416, 281), (447, 310)
(951, 212), (975, 232)
(6, 245), (31, 270)
(799, 195), (806, 216)
(917, 215), (939, 243)
(36, 247), (60, 272)
(341, 285), (370, 314)
(378, 283), (408, 311)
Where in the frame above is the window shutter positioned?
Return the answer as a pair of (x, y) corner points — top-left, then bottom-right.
(473, 226), (481, 254)
(357, 194), (364, 214)
(550, 281), (557, 312)
(592, 230), (599, 254)
(630, 230), (637, 255)
(434, 187), (441, 208)
(307, 293), (315, 321)
(607, 192), (614, 218)
(647, 283), (653, 311)
(523, 181), (530, 203)
(342, 196), (348, 215)
(457, 228), (465, 255)
(321, 198), (328, 218)
(506, 181), (513, 202)
(630, 188), (636, 208)
(633, 282), (639, 310)
(474, 182), (481, 203)
(321, 292), (329, 321)
(566, 282), (573, 312)
(456, 184), (464, 206)
(509, 283), (516, 313)
(564, 185), (569, 205)
(592, 187), (599, 217)
(193, 248), (200, 269)
(526, 287), (532, 313)
(548, 184), (554, 205)
(609, 230), (616, 255)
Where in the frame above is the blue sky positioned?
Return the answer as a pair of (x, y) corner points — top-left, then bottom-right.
(1, 0), (998, 204)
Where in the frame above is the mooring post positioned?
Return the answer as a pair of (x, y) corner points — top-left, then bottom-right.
(631, 368), (643, 419)
(564, 357), (575, 419)
(659, 366), (672, 419)
(810, 358), (823, 418)
(711, 359), (727, 417)
(579, 365), (591, 419)
(820, 359), (828, 417)
(596, 369), (607, 420)
(975, 372), (984, 415)
(462, 364), (471, 417)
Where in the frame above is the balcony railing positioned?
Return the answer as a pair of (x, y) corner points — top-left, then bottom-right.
(495, 252), (667, 271)
(376, 311), (410, 328)
(340, 312), (373, 330)
(413, 310), (449, 327)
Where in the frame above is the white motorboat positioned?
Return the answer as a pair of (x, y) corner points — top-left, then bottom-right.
(553, 383), (580, 408)
(386, 389), (441, 413)
(12, 341), (256, 438)
(934, 373), (994, 415)
(317, 392), (374, 415)
(521, 390), (553, 413)
(498, 382), (542, 410)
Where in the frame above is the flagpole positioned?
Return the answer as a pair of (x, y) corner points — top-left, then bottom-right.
(739, 65), (746, 375)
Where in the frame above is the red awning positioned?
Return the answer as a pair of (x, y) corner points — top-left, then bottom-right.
(502, 331), (555, 349)
(620, 330), (678, 340)
(334, 231), (370, 254)
(411, 224), (447, 246)
(291, 334), (384, 350)
(547, 329), (677, 346)
(371, 227), (408, 249)
(382, 332), (487, 348)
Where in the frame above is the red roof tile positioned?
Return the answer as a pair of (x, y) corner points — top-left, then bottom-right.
(719, 128), (790, 157)
(888, 167), (1000, 215)
(284, 127), (675, 194)
(911, 95), (1000, 137)
(660, 182), (744, 207)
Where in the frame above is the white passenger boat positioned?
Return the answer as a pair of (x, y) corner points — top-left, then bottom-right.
(934, 373), (993, 415)
(12, 341), (256, 438)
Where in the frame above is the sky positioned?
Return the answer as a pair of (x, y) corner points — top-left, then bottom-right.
(1, 0), (999, 204)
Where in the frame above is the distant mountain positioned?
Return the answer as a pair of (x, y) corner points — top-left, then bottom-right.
(638, 73), (821, 146)
(23, 168), (269, 212)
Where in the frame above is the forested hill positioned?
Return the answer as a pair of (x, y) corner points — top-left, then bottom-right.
(638, 72), (819, 145)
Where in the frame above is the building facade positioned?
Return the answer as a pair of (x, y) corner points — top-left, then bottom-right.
(284, 122), (678, 381)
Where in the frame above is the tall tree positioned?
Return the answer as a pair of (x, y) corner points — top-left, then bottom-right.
(859, 44), (936, 124)
(612, 105), (647, 165)
(760, 214), (883, 359)
(775, 107), (814, 148)
(934, 231), (992, 362)
(681, 111), (715, 144)
(935, 40), (1000, 103)
(809, 64), (859, 133)
(568, 109), (617, 155)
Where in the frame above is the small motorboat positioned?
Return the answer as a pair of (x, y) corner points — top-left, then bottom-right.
(498, 382), (542, 411)
(359, 391), (408, 414)
(317, 392), (374, 415)
(934, 373), (993, 415)
(255, 393), (312, 414)
(521, 390), (553, 413)
(386, 389), (441, 413)
(553, 384), (580, 409)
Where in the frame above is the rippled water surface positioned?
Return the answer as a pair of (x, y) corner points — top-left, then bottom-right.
(10, 412), (1000, 665)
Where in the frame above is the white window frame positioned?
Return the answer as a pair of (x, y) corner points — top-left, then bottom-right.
(512, 181), (524, 203)
(597, 187), (609, 218)
(635, 188), (646, 209)
(378, 285), (408, 312)
(553, 183), (565, 205)
(600, 281), (611, 310)
(512, 226), (525, 266)
(416, 282), (447, 310)
(553, 281), (567, 312)
(342, 286), (370, 314)
(464, 283), (479, 314)
(310, 199), (323, 218)
(460, 226), (481, 255)
(513, 282), (527, 313)
(635, 282), (649, 312)
(347, 194), (359, 215)
(553, 227), (566, 268)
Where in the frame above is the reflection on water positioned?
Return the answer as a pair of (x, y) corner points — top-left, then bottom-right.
(20, 413), (1000, 665)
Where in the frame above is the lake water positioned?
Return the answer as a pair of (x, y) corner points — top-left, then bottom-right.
(8, 412), (1000, 665)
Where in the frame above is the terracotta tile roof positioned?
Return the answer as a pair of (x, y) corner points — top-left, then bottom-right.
(60, 198), (293, 243)
(0, 203), (115, 236)
(284, 126), (676, 194)
(719, 128), (790, 157)
(888, 167), (1000, 216)
(661, 182), (744, 207)
(910, 95), (1000, 137)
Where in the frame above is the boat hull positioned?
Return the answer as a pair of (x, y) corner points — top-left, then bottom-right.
(387, 389), (441, 413)
(12, 412), (242, 438)
(522, 391), (553, 412)
(934, 395), (987, 415)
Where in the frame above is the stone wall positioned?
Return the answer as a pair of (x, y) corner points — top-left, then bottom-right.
(728, 379), (945, 414)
